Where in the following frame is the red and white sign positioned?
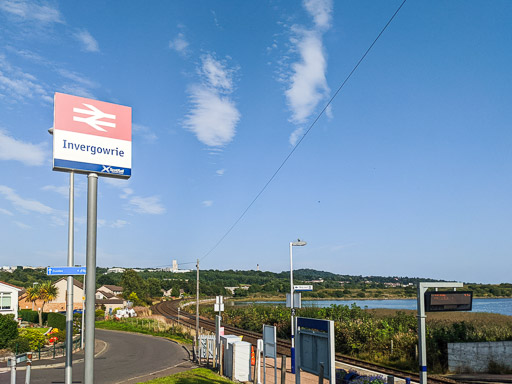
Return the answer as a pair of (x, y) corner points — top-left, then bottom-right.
(53, 93), (132, 178)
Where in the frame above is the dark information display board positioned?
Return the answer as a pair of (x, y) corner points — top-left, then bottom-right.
(424, 291), (473, 312)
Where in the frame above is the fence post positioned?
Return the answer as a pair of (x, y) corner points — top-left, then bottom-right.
(206, 336), (210, 368)
(318, 362), (324, 384)
(281, 355), (287, 384)
(25, 352), (32, 384)
(38, 343), (41, 360)
(53, 342), (56, 359)
(387, 375), (395, 384)
(220, 341), (224, 376)
(9, 357), (16, 384)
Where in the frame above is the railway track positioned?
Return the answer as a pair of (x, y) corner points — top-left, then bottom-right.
(152, 300), (457, 384)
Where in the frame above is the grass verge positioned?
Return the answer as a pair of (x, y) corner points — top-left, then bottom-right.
(96, 319), (193, 344)
(136, 368), (235, 383)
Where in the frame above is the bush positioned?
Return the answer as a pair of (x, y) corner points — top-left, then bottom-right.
(19, 309), (48, 324)
(7, 337), (30, 353)
(0, 314), (19, 349)
(18, 328), (46, 350)
(95, 309), (105, 319)
(47, 313), (66, 330)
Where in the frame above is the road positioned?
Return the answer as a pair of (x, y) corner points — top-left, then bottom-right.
(0, 329), (193, 384)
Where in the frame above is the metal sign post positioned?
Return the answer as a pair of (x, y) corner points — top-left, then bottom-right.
(52, 92), (132, 384)
(65, 171), (74, 384)
(84, 173), (98, 384)
(417, 282), (463, 384)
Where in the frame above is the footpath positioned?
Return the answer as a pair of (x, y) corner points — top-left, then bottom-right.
(0, 339), (106, 373)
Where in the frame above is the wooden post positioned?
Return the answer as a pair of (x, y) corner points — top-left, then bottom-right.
(213, 338), (217, 369)
(219, 341), (224, 376)
(281, 354), (287, 383)
(206, 336), (210, 368)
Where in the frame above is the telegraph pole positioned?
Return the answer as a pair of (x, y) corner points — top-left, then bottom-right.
(196, 259), (200, 362)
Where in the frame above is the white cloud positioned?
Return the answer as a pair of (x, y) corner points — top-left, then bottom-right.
(42, 185), (69, 197)
(74, 29), (100, 53)
(303, 0), (333, 29)
(283, 0), (332, 144)
(183, 54), (240, 147)
(58, 69), (97, 89)
(14, 221), (31, 229)
(59, 84), (95, 99)
(133, 123), (157, 143)
(128, 196), (165, 215)
(169, 33), (189, 55)
(0, 0), (63, 24)
(216, 169), (225, 176)
(0, 185), (54, 214)
(0, 55), (50, 102)
(103, 177), (130, 189)
(0, 130), (47, 166)
(285, 30), (329, 125)
(200, 55), (234, 91)
(110, 219), (128, 228)
(120, 188), (134, 199)
(202, 200), (213, 207)
(0, 208), (13, 216)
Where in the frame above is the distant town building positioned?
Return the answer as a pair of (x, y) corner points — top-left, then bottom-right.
(97, 285), (123, 296)
(107, 267), (126, 274)
(170, 260), (191, 273)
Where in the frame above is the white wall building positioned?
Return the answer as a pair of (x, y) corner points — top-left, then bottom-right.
(0, 281), (23, 317)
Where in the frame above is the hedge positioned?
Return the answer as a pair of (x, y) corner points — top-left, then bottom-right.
(19, 309), (48, 324)
(47, 313), (66, 331)
(0, 314), (19, 349)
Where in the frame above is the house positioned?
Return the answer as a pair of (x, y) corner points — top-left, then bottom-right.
(0, 281), (23, 317)
(97, 285), (123, 296)
(106, 267), (125, 274)
(96, 299), (125, 316)
(18, 278), (84, 312)
(95, 290), (117, 300)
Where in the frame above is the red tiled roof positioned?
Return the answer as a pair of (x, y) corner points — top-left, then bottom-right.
(0, 281), (23, 290)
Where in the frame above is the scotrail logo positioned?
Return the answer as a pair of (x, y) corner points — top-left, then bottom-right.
(73, 103), (116, 132)
(102, 165), (125, 175)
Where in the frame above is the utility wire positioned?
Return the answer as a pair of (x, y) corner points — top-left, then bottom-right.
(201, 0), (408, 262)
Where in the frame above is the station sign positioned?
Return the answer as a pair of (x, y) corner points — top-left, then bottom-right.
(53, 92), (132, 179)
(294, 285), (313, 292)
(424, 291), (473, 312)
(47, 266), (87, 276)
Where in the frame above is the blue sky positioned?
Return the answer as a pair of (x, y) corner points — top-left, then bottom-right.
(0, 0), (511, 284)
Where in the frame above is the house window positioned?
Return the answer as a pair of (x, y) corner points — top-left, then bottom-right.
(0, 292), (12, 310)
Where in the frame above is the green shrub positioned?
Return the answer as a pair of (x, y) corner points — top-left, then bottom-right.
(18, 328), (47, 350)
(0, 314), (19, 349)
(19, 309), (48, 324)
(47, 313), (66, 331)
(95, 309), (105, 318)
(7, 337), (30, 353)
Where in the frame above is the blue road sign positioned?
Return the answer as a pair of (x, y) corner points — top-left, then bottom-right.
(47, 266), (86, 276)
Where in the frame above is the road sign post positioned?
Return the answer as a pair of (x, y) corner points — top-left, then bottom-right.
(47, 267), (86, 275)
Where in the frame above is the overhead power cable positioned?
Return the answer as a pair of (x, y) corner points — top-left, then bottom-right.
(200, 0), (408, 262)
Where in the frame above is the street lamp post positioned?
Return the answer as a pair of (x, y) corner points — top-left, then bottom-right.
(289, 239), (306, 374)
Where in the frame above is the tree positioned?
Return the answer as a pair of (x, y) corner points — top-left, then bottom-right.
(120, 269), (148, 301)
(0, 314), (18, 349)
(25, 281), (59, 326)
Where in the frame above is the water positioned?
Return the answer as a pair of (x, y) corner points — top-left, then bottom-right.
(233, 298), (512, 316)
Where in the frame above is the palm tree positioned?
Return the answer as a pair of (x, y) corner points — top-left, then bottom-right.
(25, 281), (59, 326)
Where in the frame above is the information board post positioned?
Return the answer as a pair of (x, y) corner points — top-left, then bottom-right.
(417, 282), (463, 384)
(84, 173), (98, 384)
